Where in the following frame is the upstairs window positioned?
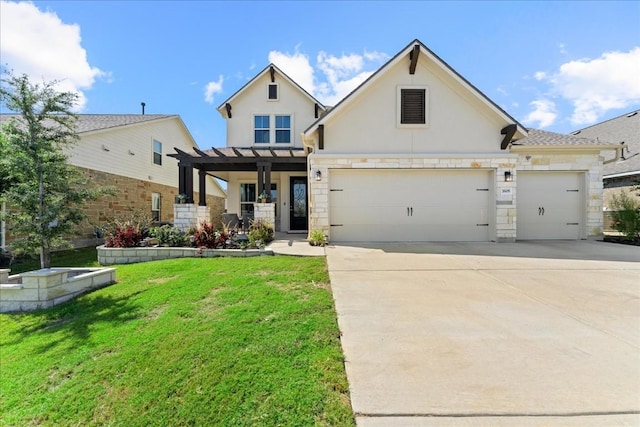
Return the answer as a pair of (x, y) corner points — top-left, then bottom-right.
(254, 115), (270, 143)
(275, 115), (291, 143)
(397, 86), (429, 127)
(153, 139), (163, 165)
(254, 114), (293, 144)
(268, 83), (278, 100)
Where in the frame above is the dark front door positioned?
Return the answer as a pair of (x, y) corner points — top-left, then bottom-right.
(289, 177), (308, 231)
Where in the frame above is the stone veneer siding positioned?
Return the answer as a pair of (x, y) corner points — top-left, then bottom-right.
(254, 203), (276, 228)
(308, 152), (604, 242)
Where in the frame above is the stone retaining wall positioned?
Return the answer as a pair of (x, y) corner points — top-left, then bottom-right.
(0, 267), (116, 313)
(97, 245), (273, 265)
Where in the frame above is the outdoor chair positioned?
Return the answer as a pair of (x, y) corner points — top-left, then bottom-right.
(221, 213), (240, 233)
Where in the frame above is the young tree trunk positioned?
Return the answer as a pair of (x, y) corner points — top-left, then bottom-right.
(40, 246), (51, 270)
(38, 161), (50, 269)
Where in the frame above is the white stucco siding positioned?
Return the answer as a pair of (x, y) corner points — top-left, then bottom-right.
(319, 55), (505, 155)
(65, 118), (225, 198)
(225, 72), (318, 149)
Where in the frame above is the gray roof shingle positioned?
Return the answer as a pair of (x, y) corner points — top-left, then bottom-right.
(570, 110), (639, 177)
(0, 114), (175, 134)
(512, 128), (606, 147)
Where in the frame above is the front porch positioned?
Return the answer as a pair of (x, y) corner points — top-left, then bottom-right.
(168, 147), (310, 233)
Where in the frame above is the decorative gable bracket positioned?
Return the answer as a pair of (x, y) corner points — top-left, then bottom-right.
(500, 124), (517, 150)
(409, 44), (420, 75)
(269, 66), (275, 82)
(225, 103), (232, 119)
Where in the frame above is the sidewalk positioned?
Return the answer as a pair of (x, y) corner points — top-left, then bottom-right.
(265, 232), (325, 257)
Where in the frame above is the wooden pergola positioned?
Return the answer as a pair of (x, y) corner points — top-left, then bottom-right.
(167, 146), (308, 205)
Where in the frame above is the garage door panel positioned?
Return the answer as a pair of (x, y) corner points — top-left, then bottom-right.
(329, 169), (492, 242)
(517, 172), (583, 240)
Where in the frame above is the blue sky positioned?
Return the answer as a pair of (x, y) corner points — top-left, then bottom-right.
(1, 0), (639, 150)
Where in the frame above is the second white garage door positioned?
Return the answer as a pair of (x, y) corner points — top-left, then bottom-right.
(329, 169), (492, 242)
(517, 171), (584, 240)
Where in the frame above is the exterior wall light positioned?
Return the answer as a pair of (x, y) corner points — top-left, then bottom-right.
(504, 171), (513, 182)
(315, 170), (322, 181)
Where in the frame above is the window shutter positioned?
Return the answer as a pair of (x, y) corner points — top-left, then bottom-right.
(401, 89), (425, 124)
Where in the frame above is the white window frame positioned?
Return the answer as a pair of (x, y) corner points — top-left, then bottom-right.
(152, 193), (161, 221)
(252, 114), (293, 145)
(267, 83), (279, 101)
(152, 139), (163, 165)
(396, 85), (429, 129)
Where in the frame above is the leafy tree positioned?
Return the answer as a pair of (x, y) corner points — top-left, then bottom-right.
(0, 71), (111, 268)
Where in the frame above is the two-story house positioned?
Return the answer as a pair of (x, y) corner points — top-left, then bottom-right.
(171, 39), (619, 242)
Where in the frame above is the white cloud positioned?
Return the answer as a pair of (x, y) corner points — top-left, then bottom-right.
(268, 49), (316, 95)
(550, 47), (640, 125)
(204, 75), (224, 104)
(0, 0), (106, 110)
(533, 71), (547, 81)
(523, 99), (557, 128)
(268, 47), (388, 106)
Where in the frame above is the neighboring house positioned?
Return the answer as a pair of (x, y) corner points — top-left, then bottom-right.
(171, 39), (619, 242)
(571, 110), (639, 210)
(1, 114), (226, 249)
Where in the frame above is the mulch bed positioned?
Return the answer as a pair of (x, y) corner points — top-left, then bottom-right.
(602, 235), (640, 246)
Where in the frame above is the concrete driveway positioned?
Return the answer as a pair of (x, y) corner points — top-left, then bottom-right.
(326, 241), (640, 426)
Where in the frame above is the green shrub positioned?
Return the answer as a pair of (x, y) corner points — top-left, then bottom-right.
(309, 229), (327, 246)
(149, 225), (187, 247)
(609, 189), (640, 242)
(248, 219), (274, 246)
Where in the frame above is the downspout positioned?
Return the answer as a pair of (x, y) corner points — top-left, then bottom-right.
(603, 146), (622, 165)
(302, 133), (316, 239)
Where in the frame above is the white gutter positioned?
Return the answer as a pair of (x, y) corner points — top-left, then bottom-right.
(603, 170), (640, 180)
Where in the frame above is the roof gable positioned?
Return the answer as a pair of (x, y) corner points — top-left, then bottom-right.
(216, 63), (326, 118)
(304, 39), (527, 140)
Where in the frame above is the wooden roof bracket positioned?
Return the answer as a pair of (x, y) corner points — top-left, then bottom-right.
(500, 124), (517, 150)
(318, 124), (324, 150)
(225, 103), (232, 118)
(409, 44), (420, 75)
(269, 65), (275, 82)
(315, 103), (319, 118)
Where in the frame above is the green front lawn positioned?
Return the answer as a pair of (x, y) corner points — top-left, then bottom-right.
(0, 256), (354, 426)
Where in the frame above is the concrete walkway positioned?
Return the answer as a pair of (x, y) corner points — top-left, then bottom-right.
(265, 232), (325, 257)
(326, 241), (640, 426)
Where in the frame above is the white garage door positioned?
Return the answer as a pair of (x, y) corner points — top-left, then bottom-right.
(517, 172), (583, 240)
(329, 169), (492, 242)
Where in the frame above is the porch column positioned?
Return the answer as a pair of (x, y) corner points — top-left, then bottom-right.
(264, 162), (271, 197)
(178, 162), (194, 203)
(257, 163), (264, 199)
(257, 161), (271, 199)
(198, 169), (207, 206)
